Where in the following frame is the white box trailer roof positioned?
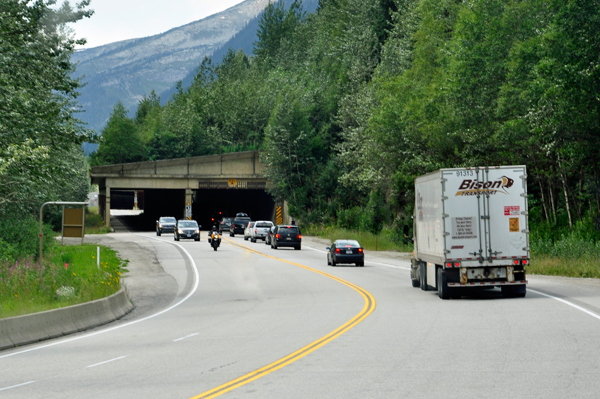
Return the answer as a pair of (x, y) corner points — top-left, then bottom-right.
(414, 165), (529, 267)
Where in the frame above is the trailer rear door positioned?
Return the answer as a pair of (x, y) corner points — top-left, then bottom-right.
(443, 166), (528, 265)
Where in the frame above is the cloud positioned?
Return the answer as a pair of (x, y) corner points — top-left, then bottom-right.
(73, 0), (245, 48)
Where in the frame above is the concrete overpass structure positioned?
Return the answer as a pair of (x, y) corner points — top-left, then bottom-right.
(90, 151), (289, 230)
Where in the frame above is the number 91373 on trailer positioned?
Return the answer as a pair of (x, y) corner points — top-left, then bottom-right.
(410, 166), (529, 299)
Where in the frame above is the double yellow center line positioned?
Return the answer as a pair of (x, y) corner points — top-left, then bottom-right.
(191, 239), (376, 399)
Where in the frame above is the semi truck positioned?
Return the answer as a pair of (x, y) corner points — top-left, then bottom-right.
(410, 166), (529, 299)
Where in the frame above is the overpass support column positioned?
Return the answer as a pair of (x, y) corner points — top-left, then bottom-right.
(103, 186), (111, 228)
(185, 189), (193, 220)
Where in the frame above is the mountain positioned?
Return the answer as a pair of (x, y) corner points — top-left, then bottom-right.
(158, 0), (319, 104)
(72, 0), (272, 135)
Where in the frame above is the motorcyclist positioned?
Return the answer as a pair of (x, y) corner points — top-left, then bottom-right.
(210, 225), (220, 245)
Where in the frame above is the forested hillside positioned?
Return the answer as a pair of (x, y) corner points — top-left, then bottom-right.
(92, 0), (600, 239)
(1, 0), (92, 261)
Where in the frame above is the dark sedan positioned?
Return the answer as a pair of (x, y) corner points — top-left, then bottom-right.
(175, 220), (200, 241)
(271, 225), (301, 250)
(327, 239), (364, 266)
(156, 217), (176, 236)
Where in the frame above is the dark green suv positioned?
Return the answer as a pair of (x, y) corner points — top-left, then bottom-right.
(271, 225), (301, 250)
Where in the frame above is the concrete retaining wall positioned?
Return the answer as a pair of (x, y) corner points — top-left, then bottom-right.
(0, 287), (133, 351)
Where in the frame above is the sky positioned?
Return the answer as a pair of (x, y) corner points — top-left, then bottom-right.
(71, 0), (247, 49)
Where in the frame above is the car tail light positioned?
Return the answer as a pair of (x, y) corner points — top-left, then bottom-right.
(276, 234), (280, 239)
(298, 234), (302, 239)
(358, 248), (363, 253)
(335, 248), (340, 254)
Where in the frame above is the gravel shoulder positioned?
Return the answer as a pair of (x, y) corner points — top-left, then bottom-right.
(67, 234), (179, 322)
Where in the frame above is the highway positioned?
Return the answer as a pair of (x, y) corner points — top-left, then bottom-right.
(1, 232), (600, 398)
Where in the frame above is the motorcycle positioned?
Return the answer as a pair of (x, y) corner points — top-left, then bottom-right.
(209, 231), (221, 251)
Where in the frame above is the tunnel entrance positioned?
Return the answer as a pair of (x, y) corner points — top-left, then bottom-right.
(193, 189), (275, 230)
(110, 188), (275, 232)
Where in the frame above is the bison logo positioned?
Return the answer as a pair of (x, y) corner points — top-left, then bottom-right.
(500, 176), (514, 190)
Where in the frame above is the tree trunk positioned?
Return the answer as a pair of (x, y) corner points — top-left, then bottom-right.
(595, 162), (600, 216)
(558, 158), (573, 228)
(538, 179), (549, 221)
(548, 177), (557, 224)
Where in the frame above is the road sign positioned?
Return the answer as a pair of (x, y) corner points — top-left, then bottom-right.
(185, 204), (192, 219)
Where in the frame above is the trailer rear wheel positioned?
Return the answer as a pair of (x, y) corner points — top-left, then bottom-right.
(437, 267), (451, 300)
(419, 263), (428, 291)
(501, 285), (526, 298)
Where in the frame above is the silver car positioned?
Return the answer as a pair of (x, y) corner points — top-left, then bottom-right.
(244, 221), (255, 241)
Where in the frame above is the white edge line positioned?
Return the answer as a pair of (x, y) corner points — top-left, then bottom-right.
(0, 235), (199, 360)
(305, 246), (600, 321)
(0, 381), (36, 392)
(173, 332), (199, 342)
(528, 289), (600, 321)
(86, 355), (127, 368)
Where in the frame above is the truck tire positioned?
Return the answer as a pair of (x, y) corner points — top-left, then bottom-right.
(437, 267), (451, 300)
(419, 263), (428, 291)
(501, 285), (526, 298)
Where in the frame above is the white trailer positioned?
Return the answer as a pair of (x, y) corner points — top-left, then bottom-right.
(410, 166), (529, 299)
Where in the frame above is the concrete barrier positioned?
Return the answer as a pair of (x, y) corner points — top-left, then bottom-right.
(0, 318), (13, 351)
(0, 287), (133, 350)
(6, 312), (50, 347)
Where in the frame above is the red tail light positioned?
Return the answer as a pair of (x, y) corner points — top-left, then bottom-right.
(513, 260), (520, 265)
(276, 234), (280, 239)
(358, 248), (363, 253)
(522, 259), (528, 265)
(335, 248), (340, 254)
(298, 234), (302, 239)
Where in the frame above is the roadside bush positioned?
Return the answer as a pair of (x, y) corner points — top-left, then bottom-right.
(337, 206), (362, 230)
(0, 216), (54, 262)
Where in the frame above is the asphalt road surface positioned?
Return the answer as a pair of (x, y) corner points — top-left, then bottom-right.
(2, 232), (600, 398)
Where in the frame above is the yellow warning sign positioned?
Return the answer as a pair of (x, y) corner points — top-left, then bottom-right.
(509, 217), (519, 232)
(276, 206), (283, 225)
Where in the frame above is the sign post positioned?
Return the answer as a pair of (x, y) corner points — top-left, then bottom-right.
(39, 201), (89, 284)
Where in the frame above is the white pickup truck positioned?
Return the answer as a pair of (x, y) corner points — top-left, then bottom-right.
(250, 221), (274, 242)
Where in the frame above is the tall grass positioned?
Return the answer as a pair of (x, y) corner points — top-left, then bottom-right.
(530, 233), (600, 278)
(304, 225), (413, 252)
(0, 244), (127, 319)
(85, 207), (112, 234)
